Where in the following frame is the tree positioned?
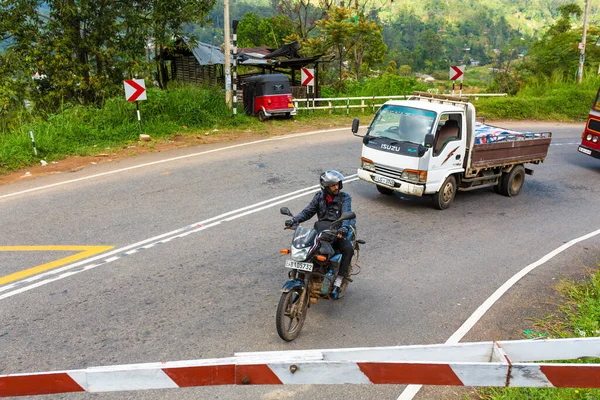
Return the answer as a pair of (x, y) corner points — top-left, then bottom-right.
(349, 12), (386, 80)
(398, 64), (412, 77)
(237, 13), (267, 47)
(386, 60), (397, 75)
(419, 29), (443, 71)
(316, 7), (354, 83)
(0, 0), (215, 109)
(522, 3), (600, 79)
(275, 0), (335, 41)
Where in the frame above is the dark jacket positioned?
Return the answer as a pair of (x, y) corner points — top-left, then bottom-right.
(293, 191), (356, 231)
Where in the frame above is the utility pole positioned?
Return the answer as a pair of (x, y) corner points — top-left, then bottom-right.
(232, 20), (239, 117)
(577, 0), (591, 84)
(224, 0), (232, 106)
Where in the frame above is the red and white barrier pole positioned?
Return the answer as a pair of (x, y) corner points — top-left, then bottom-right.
(1, 338), (599, 397)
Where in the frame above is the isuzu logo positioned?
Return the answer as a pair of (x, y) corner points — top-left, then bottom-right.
(381, 143), (401, 152)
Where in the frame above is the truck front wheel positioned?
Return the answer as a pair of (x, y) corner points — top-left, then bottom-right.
(433, 175), (456, 210)
(500, 165), (525, 197)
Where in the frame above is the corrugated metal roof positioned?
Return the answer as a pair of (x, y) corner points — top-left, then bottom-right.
(189, 41), (225, 66)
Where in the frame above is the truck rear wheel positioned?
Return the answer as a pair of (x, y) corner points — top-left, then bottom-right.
(258, 110), (267, 122)
(500, 165), (525, 197)
(433, 175), (456, 210)
(376, 185), (394, 195)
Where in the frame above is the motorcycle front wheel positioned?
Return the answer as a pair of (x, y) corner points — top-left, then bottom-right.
(276, 287), (308, 341)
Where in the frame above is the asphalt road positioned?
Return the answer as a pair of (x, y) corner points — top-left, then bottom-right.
(0, 121), (598, 400)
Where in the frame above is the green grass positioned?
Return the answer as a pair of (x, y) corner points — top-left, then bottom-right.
(477, 268), (600, 400)
(0, 84), (261, 172)
(474, 75), (600, 122)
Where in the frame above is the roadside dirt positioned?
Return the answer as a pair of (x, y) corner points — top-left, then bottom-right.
(0, 115), (361, 186)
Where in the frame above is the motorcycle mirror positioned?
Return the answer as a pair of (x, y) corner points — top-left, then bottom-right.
(340, 211), (356, 220)
(331, 212), (356, 229)
(280, 207), (293, 216)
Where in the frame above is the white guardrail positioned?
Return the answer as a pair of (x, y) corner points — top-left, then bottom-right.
(293, 93), (507, 113)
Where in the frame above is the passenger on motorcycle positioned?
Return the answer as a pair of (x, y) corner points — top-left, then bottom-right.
(285, 170), (356, 299)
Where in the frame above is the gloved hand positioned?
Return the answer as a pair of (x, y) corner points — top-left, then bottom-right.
(285, 219), (296, 228)
(337, 226), (349, 237)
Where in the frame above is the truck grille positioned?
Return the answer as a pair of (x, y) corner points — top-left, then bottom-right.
(374, 163), (403, 180)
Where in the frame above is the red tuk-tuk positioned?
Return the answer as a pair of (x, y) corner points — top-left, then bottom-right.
(241, 74), (296, 121)
(578, 86), (600, 158)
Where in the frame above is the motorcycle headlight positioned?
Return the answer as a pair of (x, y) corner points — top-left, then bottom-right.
(291, 246), (310, 261)
(361, 157), (376, 172)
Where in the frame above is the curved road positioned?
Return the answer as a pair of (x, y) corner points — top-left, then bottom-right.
(0, 121), (597, 399)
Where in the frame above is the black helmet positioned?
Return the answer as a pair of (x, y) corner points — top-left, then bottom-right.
(320, 170), (344, 195)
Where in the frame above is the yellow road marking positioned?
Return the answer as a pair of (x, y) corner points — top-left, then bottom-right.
(0, 246), (114, 286)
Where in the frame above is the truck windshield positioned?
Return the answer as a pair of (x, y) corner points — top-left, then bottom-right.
(367, 105), (436, 145)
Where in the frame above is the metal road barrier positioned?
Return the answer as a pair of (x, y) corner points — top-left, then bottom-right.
(293, 93), (508, 113)
(1, 338), (599, 397)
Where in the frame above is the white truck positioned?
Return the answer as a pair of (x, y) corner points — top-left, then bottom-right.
(351, 92), (552, 209)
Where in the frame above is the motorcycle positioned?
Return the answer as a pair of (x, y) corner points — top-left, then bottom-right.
(276, 206), (365, 341)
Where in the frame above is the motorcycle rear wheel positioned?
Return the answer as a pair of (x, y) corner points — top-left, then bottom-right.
(276, 288), (308, 341)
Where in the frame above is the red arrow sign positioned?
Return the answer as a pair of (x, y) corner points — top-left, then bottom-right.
(301, 68), (314, 86)
(449, 66), (464, 81)
(124, 79), (147, 102)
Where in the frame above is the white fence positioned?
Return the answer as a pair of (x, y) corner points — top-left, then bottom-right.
(293, 93), (507, 113)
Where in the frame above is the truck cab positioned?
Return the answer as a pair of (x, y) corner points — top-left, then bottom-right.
(355, 96), (474, 200)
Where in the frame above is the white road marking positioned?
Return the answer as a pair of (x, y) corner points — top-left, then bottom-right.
(397, 227), (600, 400)
(0, 177), (358, 300)
(0, 127), (356, 201)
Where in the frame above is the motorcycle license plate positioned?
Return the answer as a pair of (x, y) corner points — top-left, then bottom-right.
(373, 174), (395, 187)
(285, 260), (313, 272)
(578, 146), (592, 155)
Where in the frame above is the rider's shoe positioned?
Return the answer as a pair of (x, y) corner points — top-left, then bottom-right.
(331, 286), (341, 299)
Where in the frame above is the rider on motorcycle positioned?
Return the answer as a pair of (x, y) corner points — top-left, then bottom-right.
(285, 170), (356, 298)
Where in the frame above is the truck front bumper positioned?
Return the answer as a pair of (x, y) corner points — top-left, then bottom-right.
(358, 169), (425, 197)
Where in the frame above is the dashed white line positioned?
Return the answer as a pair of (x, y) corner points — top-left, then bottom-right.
(0, 176), (358, 300)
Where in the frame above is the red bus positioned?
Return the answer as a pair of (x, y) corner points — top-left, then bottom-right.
(578, 87), (600, 158)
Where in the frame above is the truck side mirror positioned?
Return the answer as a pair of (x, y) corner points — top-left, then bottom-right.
(424, 133), (434, 148)
(352, 118), (361, 136)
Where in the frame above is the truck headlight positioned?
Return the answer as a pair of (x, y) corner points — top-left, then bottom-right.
(361, 157), (376, 172)
(401, 169), (427, 183)
(594, 136), (599, 143)
(587, 134), (593, 141)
